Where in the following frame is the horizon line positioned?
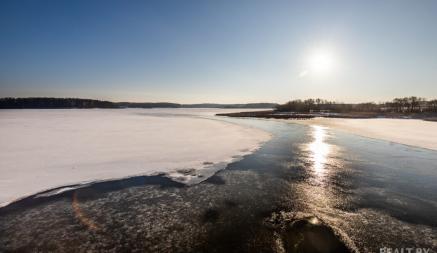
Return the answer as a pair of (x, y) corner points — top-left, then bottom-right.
(2, 96), (437, 105)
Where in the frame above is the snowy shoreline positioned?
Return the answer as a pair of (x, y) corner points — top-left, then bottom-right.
(0, 109), (271, 207)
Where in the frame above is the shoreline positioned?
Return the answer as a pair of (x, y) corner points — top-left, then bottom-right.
(217, 110), (437, 151)
(217, 110), (437, 121)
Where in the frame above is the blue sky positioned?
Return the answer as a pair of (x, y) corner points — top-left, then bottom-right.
(1, 0), (437, 103)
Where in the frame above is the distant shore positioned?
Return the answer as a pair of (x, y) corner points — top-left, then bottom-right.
(216, 110), (315, 119)
(216, 110), (437, 121)
(0, 97), (278, 109)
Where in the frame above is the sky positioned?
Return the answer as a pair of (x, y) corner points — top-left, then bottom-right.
(1, 0), (437, 103)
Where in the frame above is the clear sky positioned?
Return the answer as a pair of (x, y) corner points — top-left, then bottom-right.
(1, 0), (437, 103)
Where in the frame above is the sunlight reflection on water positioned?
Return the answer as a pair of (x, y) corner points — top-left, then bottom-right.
(298, 125), (341, 220)
(308, 125), (331, 179)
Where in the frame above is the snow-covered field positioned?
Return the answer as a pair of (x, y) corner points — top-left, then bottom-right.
(0, 109), (271, 206)
(292, 117), (437, 151)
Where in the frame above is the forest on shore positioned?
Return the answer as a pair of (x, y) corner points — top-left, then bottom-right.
(0, 97), (277, 109)
(276, 97), (437, 113)
(2, 97), (437, 114)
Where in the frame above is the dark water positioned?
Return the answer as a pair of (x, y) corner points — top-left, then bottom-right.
(1, 118), (436, 253)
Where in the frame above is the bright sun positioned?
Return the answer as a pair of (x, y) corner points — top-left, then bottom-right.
(300, 47), (338, 77)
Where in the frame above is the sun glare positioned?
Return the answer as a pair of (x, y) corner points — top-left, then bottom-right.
(300, 47), (338, 78)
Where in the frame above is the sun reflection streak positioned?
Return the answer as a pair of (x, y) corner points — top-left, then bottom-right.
(308, 125), (331, 178)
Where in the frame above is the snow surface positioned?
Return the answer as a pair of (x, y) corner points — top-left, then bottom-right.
(293, 117), (437, 151)
(0, 109), (271, 206)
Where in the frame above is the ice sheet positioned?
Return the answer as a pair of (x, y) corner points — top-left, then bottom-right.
(0, 109), (271, 206)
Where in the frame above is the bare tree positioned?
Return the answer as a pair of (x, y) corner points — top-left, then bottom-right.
(428, 99), (437, 112)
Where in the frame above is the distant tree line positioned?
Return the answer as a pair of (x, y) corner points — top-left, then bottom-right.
(0, 97), (116, 109)
(276, 97), (437, 113)
(0, 98), (180, 109)
(384, 97), (437, 113)
(6, 97), (435, 112)
(0, 97), (278, 109)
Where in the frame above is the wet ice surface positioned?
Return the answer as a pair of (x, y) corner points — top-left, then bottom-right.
(1, 118), (437, 253)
